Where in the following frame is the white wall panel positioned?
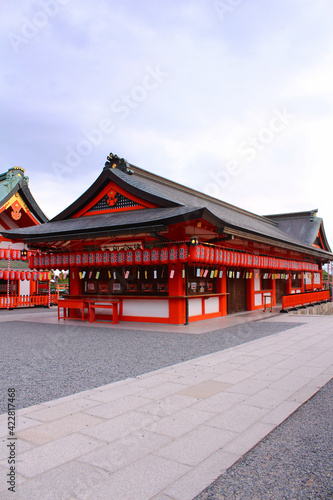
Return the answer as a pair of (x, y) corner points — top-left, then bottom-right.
(189, 298), (202, 316)
(122, 299), (169, 318)
(204, 296), (219, 314)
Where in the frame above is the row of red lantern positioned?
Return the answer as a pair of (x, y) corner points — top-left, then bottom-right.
(189, 246), (319, 271)
(0, 249), (31, 261)
(30, 246), (190, 270)
(0, 270), (50, 281)
(29, 245), (319, 272)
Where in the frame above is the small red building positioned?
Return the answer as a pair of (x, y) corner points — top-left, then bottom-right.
(3, 155), (332, 323)
(0, 167), (51, 307)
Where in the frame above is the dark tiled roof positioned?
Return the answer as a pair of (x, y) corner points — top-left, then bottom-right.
(3, 206), (218, 241)
(110, 168), (322, 251)
(264, 210), (331, 253)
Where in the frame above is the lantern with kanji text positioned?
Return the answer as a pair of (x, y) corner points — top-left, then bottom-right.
(118, 250), (126, 266)
(151, 247), (160, 264)
(134, 248), (142, 265)
(160, 247), (168, 264)
(110, 251), (119, 266)
(81, 252), (88, 266)
(102, 251), (110, 266)
(125, 249), (134, 265)
(169, 246), (178, 264)
(95, 251), (103, 266)
(189, 245), (201, 263)
(178, 245), (188, 263)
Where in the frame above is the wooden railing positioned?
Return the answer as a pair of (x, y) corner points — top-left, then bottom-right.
(282, 290), (330, 310)
(0, 294), (58, 309)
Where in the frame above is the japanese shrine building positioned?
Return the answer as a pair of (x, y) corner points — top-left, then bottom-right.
(3, 154), (333, 324)
(0, 167), (49, 301)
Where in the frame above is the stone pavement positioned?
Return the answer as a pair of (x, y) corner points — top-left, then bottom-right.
(0, 315), (332, 499)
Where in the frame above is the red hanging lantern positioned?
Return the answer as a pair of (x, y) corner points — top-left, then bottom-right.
(44, 254), (50, 269)
(4, 271), (8, 280)
(26, 271), (31, 280)
(87, 252), (95, 266)
(142, 249), (151, 265)
(134, 248), (143, 265)
(55, 254), (62, 268)
(169, 246), (178, 264)
(62, 253), (69, 268)
(160, 247), (168, 264)
(189, 245), (201, 263)
(208, 247), (214, 264)
(28, 255), (34, 269)
(214, 248), (219, 265)
(40, 255), (45, 269)
(203, 246), (210, 263)
(75, 253), (82, 267)
(5, 249), (10, 260)
(102, 251), (110, 266)
(178, 245), (188, 263)
(32, 272), (37, 281)
(125, 249), (134, 266)
(10, 271), (15, 280)
(81, 252), (88, 266)
(15, 271), (21, 280)
(0, 249), (5, 259)
(11, 249), (17, 260)
(110, 251), (119, 266)
(95, 251), (103, 266)
(118, 250), (126, 266)
(151, 247), (160, 264)
(50, 254), (55, 268)
(69, 253), (76, 267)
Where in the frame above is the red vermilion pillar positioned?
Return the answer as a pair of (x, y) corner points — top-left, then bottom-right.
(69, 267), (81, 318)
(271, 278), (276, 307)
(247, 271), (255, 311)
(217, 268), (227, 316)
(168, 263), (186, 324)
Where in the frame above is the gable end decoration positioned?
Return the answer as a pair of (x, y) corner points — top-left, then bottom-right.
(87, 189), (141, 213)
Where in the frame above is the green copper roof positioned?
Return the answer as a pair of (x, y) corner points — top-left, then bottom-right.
(0, 167), (28, 203)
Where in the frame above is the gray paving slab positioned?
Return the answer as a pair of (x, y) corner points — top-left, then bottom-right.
(0, 313), (332, 499)
(0, 318), (303, 413)
(195, 378), (333, 500)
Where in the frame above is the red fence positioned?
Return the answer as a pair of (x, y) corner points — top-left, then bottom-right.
(282, 290), (330, 310)
(0, 294), (58, 309)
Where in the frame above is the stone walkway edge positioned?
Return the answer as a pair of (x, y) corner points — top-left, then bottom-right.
(0, 315), (332, 500)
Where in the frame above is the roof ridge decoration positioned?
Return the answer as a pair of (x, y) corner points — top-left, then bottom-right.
(1, 167), (28, 197)
(104, 153), (134, 175)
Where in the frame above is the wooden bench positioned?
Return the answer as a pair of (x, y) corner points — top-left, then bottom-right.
(58, 299), (88, 322)
(88, 301), (119, 324)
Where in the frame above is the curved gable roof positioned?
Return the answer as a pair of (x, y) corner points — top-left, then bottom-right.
(265, 210), (332, 253)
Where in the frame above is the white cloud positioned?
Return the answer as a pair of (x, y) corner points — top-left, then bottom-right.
(1, 0), (333, 245)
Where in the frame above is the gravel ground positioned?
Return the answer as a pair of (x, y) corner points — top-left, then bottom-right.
(0, 319), (301, 413)
(196, 379), (333, 500)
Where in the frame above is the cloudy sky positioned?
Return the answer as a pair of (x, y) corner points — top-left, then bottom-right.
(2, 1), (333, 245)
